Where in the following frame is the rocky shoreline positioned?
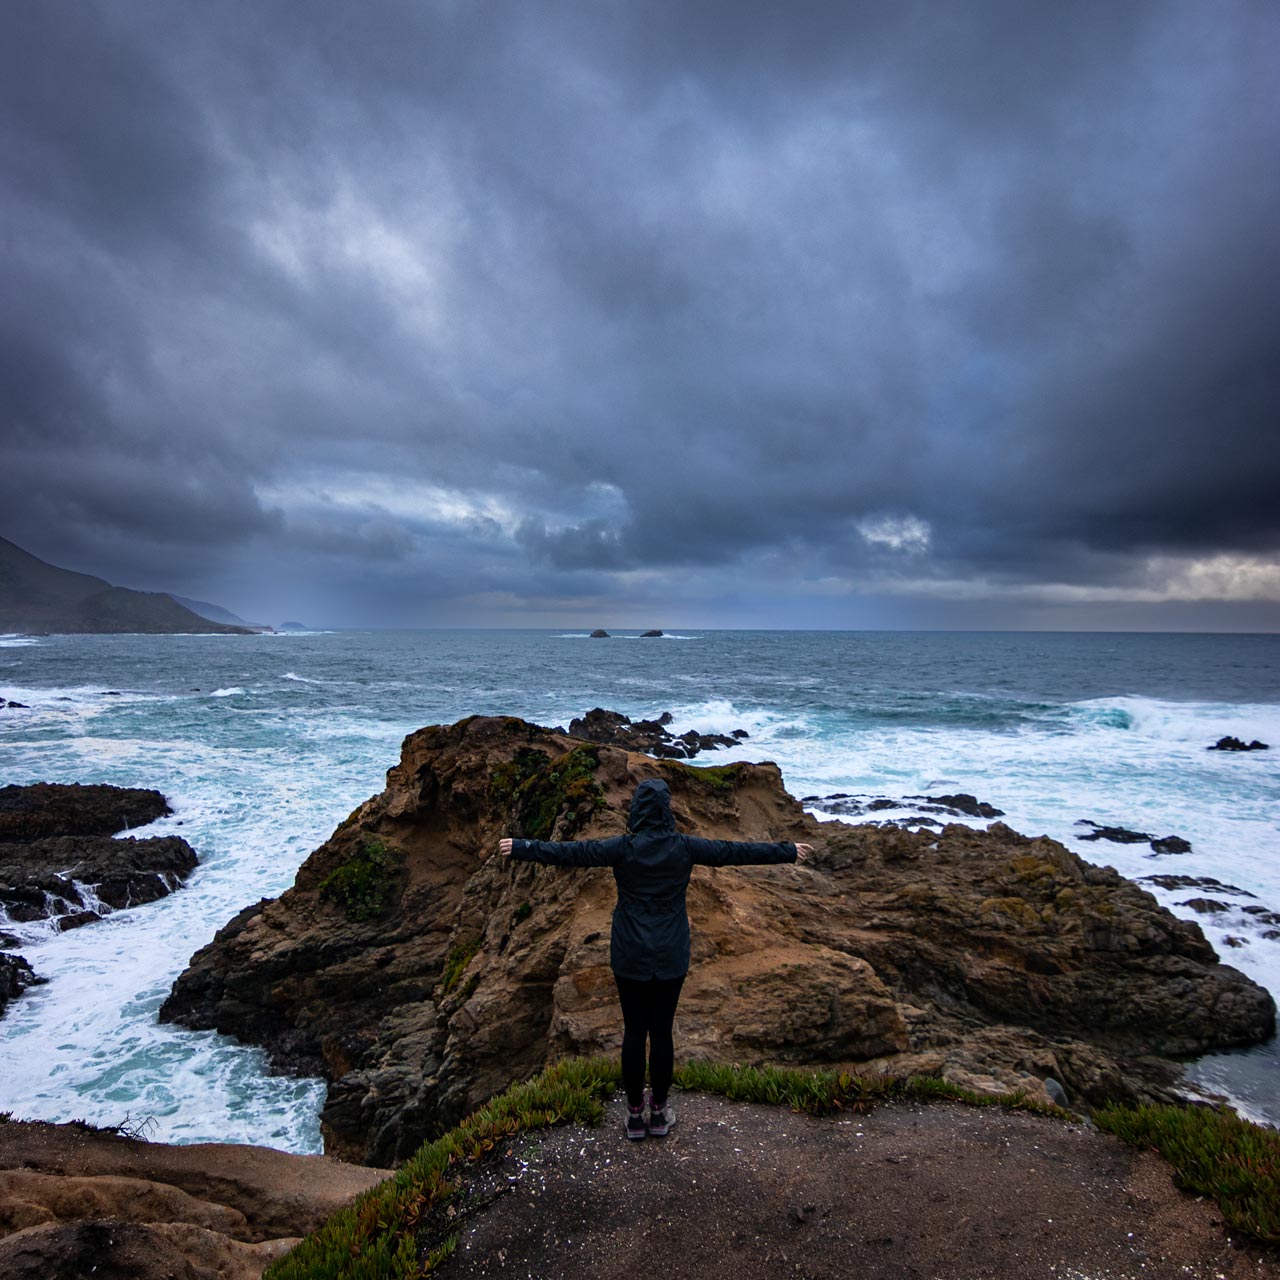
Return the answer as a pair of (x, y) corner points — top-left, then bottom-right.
(0, 784), (198, 1016)
(160, 714), (1275, 1168)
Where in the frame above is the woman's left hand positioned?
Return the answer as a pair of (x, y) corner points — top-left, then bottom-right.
(795, 843), (813, 861)
(498, 838), (514, 858)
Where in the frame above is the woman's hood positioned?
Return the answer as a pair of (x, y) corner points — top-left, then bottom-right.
(629, 778), (676, 834)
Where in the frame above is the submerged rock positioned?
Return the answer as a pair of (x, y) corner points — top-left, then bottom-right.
(640, 629), (664, 637)
(162, 715), (1276, 1168)
(1077, 820), (1193, 856)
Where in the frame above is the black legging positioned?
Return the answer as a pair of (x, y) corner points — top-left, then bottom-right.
(613, 974), (686, 1109)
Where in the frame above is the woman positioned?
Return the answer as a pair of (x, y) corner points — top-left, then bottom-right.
(499, 776), (812, 1139)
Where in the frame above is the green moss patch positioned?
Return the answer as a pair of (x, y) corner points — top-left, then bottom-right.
(1097, 1102), (1280, 1247)
(490, 745), (602, 840)
(440, 939), (480, 995)
(659, 759), (747, 794)
(318, 838), (403, 922)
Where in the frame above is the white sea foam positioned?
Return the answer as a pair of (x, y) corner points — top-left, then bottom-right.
(0, 635), (42, 647)
(208, 686), (246, 697)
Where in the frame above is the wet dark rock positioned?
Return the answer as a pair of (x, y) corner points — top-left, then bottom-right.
(1149, 836), (1193, 855)
(1140, 874), (1255, 898)
(1178, 898), (1229, 915)
(588, 629), (609, 639)
(0, 836), (198, 922)
(805, 793), (1004, 823)
(1240, 907), (1280, 925)
(1077, 822), (1153, 845)
(640, 630), (663, 638)
(567, 707), (746, 760)
(917, 794), (1004, 819)
(0, 783), (170, 841)
(0, 952), (46, 1017)
(731, 729), (750, 739)
(1078, 820), (1192, 856)
(0, 785), (197, 1020)
(3, 701), (28, 709)
(1208, 736), (1269, 751)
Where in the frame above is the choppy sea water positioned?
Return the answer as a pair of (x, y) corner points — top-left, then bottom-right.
(1, 629), (1277, 1146)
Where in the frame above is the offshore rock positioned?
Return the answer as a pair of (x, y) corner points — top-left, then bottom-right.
(566, 707), (740, 758)
(161, 716), (1276, 1167)
(0, 786), (197, 1003)
(0, 784), (170, 841)
(1208, 736), (1268, 751)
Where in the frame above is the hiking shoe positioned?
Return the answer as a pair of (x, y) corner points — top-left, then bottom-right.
(646, 1097), (673, 1137)
(625, 1106), (647, 1140)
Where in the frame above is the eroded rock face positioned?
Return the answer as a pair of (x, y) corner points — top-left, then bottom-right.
(0, 1119), (386, 1280)
(161, 716), (1276, 1167)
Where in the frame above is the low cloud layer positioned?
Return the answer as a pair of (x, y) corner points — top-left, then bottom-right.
(2, 1), (1276, 628)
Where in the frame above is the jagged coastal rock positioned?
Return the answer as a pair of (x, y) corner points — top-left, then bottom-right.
(565, 707), (745, 759)
(162, 716), (1275, 1168)
(1208, 736), (1269, 751)
(0, 784), (198, 1015)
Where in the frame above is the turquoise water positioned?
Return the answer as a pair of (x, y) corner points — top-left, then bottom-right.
(1, 629), (1278, 1143)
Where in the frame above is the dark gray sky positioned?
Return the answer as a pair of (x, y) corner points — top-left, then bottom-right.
(3, 1), (1277, 629)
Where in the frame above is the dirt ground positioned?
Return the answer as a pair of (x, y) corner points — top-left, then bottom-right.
(436, 1092), (1279, 1280)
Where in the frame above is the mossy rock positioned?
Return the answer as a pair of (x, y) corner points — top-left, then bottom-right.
(659, 759), (747, 795)
(318, 837), (404, 922)
(490, 745), (603, 841)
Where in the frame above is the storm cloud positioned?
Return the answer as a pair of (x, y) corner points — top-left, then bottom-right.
(2, 0), (1276, 627)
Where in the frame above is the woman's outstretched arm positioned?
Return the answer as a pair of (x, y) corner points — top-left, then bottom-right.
(684, 838), (812, 867)
(498, 835), (625, 867)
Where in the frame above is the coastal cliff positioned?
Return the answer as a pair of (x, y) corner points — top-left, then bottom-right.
(162, 715), (1276, 1167)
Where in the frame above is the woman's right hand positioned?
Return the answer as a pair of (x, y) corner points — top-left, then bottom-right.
(498, 838), (514, 858)
(795, 843), (813, 861)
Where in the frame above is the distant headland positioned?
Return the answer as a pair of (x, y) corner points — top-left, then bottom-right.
(0, 536), (254, 635)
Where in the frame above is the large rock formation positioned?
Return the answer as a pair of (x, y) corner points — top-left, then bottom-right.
(162, 716), (1276, 1167)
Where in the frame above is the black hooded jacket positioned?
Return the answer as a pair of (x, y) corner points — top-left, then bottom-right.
(510, 777), (797, 981)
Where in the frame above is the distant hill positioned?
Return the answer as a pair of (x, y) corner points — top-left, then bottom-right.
(0, 537), (253, 635)
(169, 594), (254, 628)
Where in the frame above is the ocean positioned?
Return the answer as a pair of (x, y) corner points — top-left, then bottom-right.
(1, 629), (1277, 1147)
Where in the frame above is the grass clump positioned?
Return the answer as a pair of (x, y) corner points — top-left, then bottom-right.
(673, 1060), (1072, 1120)
(262, 1057), (621, 1280)
(440, 939), (480, 995)
(318, 837), (402, 922)
(1097, 1102), (1280, 1246)
(490, 745), (603, 840)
